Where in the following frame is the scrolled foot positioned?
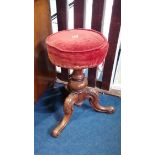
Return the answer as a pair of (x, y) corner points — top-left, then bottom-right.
(51, 93), (78, 137)
(86, 88), (115, 114)
(51, 115), (71, 137)
(52, 128), (59, 137)
(98, 105), (115, 114)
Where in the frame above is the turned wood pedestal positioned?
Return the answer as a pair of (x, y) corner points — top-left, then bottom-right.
(52, 69), (115, 137)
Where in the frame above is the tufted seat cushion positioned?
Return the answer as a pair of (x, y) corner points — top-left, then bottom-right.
(46, 29), (109, 69)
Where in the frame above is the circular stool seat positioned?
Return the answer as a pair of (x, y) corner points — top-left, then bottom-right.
(46, 29), (109, 69)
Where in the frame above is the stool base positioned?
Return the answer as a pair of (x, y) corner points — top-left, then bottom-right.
(51, 69), (115, 137)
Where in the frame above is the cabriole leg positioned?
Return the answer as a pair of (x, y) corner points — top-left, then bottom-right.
(52, 93), (78, 137)
(87, 88), (115, 114)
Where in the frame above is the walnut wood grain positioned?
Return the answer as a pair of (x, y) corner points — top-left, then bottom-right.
(52, 93), (78, 137)
(52, 69), (115, 137)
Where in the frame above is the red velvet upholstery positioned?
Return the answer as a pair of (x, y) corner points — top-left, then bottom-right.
(46, 29), (109, 69)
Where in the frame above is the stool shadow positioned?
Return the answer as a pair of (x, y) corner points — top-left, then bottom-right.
(35, 84), (95, 135)
(34, 85), (69, 126)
